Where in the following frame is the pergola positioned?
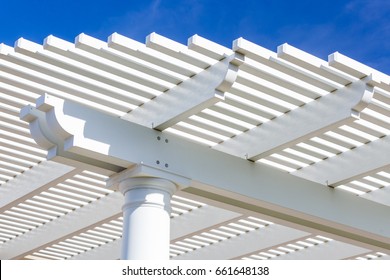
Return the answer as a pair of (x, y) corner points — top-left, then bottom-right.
(0, 32), (389, 260)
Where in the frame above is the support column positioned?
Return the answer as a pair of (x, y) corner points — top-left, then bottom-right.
(117, 177), (176, 260)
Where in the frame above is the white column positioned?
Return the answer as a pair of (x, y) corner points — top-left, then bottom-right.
(117, 177), (176, 260)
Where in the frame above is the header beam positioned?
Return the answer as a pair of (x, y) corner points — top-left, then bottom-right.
(20, 94), (390, 251)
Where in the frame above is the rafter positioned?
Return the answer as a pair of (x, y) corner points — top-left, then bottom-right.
(270, 240), (370, 260)
(0, 192), (122, 259)
(0, 161), (77, 212)
(173, 224), (309, 260)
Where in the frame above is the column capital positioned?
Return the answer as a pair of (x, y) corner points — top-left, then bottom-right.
(106, 163), (190, 193)
(116, 177), (177, 196)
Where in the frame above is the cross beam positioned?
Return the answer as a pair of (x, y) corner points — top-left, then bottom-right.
(214, 79), (374, 160)
(122, 53), (244, 130)
(292, 135), (390, 186)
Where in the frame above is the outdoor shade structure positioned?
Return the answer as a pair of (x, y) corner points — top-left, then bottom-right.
(0, 32), (389, 260)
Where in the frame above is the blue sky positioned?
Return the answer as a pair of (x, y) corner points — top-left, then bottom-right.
(0, 0), (389, 74)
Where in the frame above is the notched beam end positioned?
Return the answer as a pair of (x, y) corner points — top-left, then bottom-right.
(216, 53), (244, 93)
(351, 81), (374, 113)
(20, 104), (56, 150)
(36, 93), (63, 112)
(20, 104), (38, 123)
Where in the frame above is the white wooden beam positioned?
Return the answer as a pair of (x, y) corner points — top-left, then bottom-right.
(292, 136), (390, 186)
(70, 238), (121, 260)
(107, 32), (199, 78)
(177, 191), (390, 253)
(0, 192), (122, 259)
(170, 205), (241, 240)
(121, 53), (243, 130)
(361, 186), (390, 207)
(146, 33), (218, 67)
(188, 34), (233, 60)
(181, 191), (390, 255)
(269, 240), (370, 260)
(71, 190), (390, 259)
(0, 161), (77, 212)
(20, 94), (390, 251)
(172, 224), (309, 260)
(214, 80), (374, 160)
(276, 43), (357, 85)
(329, 52), (389, 84)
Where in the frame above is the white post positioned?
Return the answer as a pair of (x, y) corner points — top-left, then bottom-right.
(117, 177), (176, 260)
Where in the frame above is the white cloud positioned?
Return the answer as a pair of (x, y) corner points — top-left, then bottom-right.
(94, 0), (204, 44)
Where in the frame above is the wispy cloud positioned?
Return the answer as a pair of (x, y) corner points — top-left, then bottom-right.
(90, 0), (389, 73)
(341, 0), (390, 72)
(345, 0), (390, 23)
(94, 0), (204, 44)
(263, 0), (389, 73)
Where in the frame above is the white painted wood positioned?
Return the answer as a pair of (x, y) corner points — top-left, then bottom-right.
(239, 57), (327, 99)
(170, 205), (241, 240)
(75, 34), (178, 91)
(292, 136), (390, 186)
(14, 38), (154, 107)
(269, 56), (341, 91)
(20, 94), (390, 251)
(1, 33), (387, 260)
(214, 80), (374, 160)
(270, 240), (370, 260)
(70, 238), (121, 260)
(361, 186), (390, 207)
(0, 192), (123, 259)
(277, 43), (356, 85)
(188, 34), (233, 60)
(0, 161), (77, 212)
(329, 52), (389, 83)
(108, 32), (202, 77)
(233, 37), (276, 60)
(122, 53), (243, 130)
(146, 33), (216, 68)
(172, 224), (309, 260)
